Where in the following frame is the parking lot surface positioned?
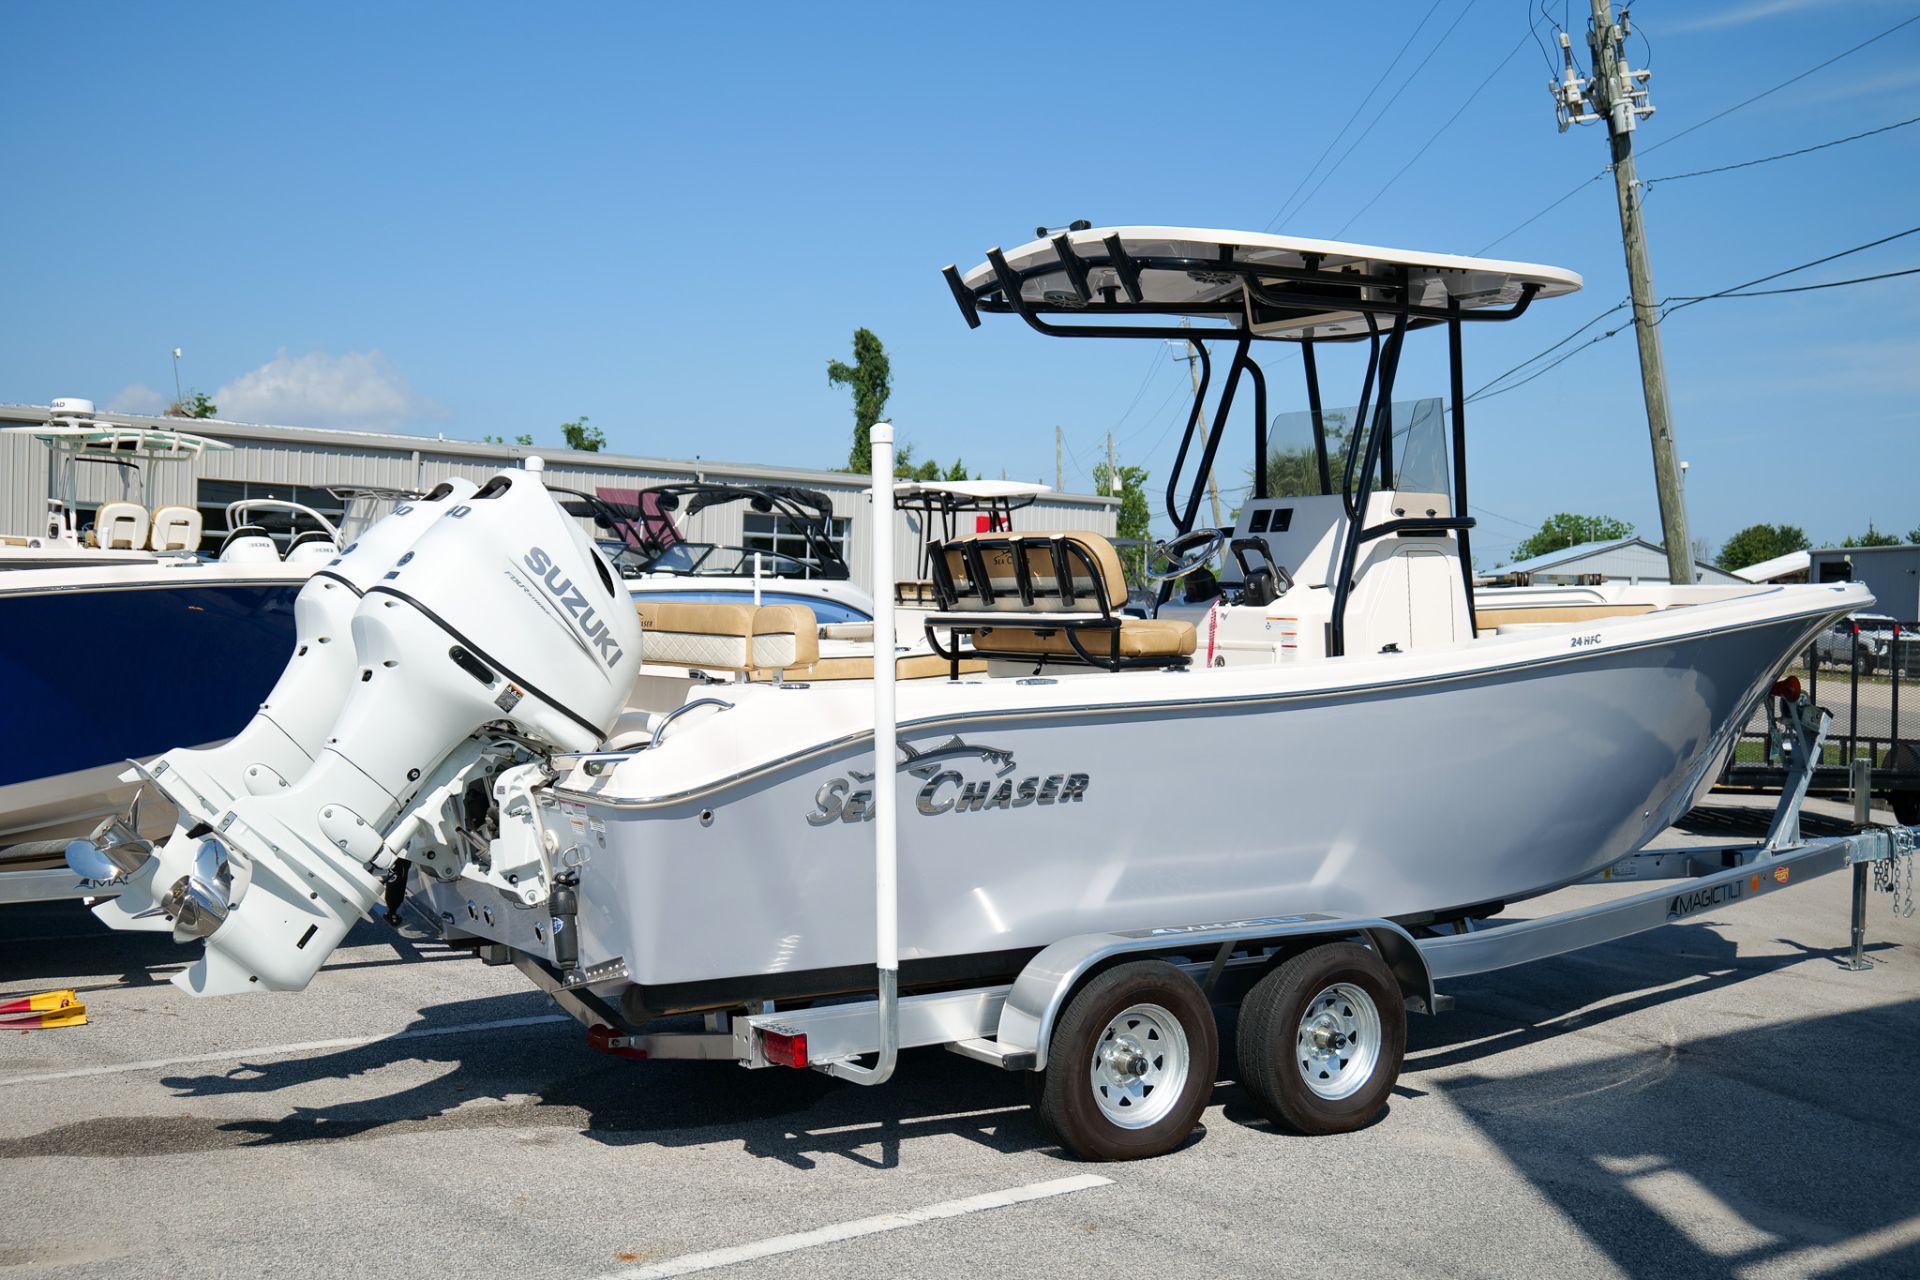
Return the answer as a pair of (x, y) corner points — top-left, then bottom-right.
(1, 798), (1915, 1280)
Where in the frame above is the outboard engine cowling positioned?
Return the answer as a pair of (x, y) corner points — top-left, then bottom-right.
(90, 480), (479, 930)
(172, 467), (643, 995)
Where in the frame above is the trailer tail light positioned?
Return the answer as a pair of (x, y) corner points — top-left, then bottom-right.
(760, 1028), (809, 1069)
(1771, 676), (1802, 702)
(587, 1024), (648, 1059)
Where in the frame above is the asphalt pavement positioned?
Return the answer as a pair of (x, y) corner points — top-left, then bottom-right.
(0, 796), (1915, 1280)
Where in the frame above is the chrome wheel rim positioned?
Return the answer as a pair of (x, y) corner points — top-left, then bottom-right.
(1089, 1002), (1189, 1129)
(1295, 981), (1381, 1101)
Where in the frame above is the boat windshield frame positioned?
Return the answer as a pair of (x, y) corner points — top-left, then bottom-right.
(557, 481), (853, 582)
(946, 229), (1559, 655)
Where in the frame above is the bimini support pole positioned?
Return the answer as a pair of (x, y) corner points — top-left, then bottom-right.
(828, 422), (900, 1084)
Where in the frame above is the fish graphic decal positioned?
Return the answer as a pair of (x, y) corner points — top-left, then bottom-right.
(849, 734), (1017, 782)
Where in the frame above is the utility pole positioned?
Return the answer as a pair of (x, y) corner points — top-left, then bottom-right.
(1105, 431), (1115, 493)
(1173, 322), (1227, 532)
(1551, 2), (1692, 583)
(1055, 425), (1063, 492)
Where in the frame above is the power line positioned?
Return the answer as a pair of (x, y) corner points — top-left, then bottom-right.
(1641, 11), (1920, 158)
(1665, 266), (1920, 300)
(1336, 24), (1533, 237)
(1466, 225), (1920, 402)
(1289, 0), (1482, 225)
(1478, 10), (1920, 255)
(1264, 0), (1445, 231)
(1469, 299), (1630, 398)
(1645, 113), (1920, 188)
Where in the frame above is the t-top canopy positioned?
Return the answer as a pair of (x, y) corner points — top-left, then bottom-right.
(893, 479), (1051, 502)
(6, 422), (233, 460)
(947, 226), (1582, 340)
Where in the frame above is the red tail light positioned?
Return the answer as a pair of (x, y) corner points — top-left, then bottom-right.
(760, 1028), (809, 1069)
(1771, 676), (1802, 702)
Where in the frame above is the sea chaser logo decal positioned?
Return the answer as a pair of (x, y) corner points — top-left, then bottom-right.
(806, 735), (1088, 826)
(521, 546), (624, 667)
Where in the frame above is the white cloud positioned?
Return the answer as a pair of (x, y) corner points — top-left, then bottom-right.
(106, 383), (169, 415)
(1672, 0), (1872, 33)
(214, 349), (440, 430)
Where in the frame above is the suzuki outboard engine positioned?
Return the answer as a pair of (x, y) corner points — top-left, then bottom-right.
(170, 466), (642, 995)
(84, 479), (480, 930)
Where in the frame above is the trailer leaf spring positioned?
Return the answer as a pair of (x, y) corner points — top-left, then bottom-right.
(1876, 827), (1916, 919)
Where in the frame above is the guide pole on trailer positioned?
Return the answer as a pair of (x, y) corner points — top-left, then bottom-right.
(829, 422), (900, 1084)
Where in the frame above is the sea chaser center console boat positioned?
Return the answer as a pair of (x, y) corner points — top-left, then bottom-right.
(88, 228), (1882, 1161)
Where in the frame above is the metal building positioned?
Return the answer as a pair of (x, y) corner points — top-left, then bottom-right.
(1482, 537), (1745, 586)
(1809, 544), (1920, 619)
(0, 403), (1115, 583)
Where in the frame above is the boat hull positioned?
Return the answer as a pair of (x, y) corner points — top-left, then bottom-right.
(420, 599), (1844, 1012)
(0, 574), (302, 848)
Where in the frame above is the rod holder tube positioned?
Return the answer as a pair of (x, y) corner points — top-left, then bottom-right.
(828, 422), (900, 1084)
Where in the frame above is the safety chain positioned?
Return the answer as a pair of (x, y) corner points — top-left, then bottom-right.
(1878, 827), (1917, 919)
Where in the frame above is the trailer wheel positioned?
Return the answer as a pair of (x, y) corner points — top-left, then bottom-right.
(1893, 792), (1920, 826)
(1236, 942), (1405, 1136)
(1033, 960), (1217, 1161)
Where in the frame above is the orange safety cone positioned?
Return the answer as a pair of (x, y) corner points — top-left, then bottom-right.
(1, 1004), (88, 1029)
(0, 989), (79, 1015)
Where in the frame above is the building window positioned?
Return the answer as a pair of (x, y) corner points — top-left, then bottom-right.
(741, 513), (851, 578)
(195, 480), (346, 553)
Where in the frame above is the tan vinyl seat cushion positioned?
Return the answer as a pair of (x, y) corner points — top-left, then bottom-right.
(635, 600), (818, 672)
(796, 653), (989, 681)
(941, 530), (1129, 612)
(973, 618), (1196, 661)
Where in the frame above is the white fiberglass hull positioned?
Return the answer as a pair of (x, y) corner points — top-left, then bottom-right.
(419, 583), (1866, 1013)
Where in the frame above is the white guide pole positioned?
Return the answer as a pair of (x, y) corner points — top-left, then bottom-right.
(828, 422), (899, 1084)
(753, 551), (763, 605)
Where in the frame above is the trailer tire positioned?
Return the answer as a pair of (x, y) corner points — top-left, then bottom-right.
(1236, 941), (1405, 1136)
(1893, 792), (1920, 826)
(1032, 960), (1217, 1161)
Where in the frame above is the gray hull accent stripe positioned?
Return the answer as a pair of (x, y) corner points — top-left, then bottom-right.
(364, 585), (606, 742)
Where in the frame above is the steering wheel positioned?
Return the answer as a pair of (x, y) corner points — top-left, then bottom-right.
(1143, 528), (1229, 583)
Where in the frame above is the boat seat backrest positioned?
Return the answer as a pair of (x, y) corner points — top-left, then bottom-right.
(95, 501), (149, 551)
(935, 530), (1128, 614)
(635, 600), (819, 673)
(148, 505), (202, 552)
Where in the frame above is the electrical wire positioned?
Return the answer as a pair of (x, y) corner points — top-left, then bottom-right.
(1645, 114), (1920, 188)
(1336, 24), (1533, 237)
(1664, 266), (1920, 300)
(1289, 0), (1483, 224)
(1468, 299), (1631, 397)
(1477, 11), (1920, 255)
(1641, 11), (1920, 158)
(1264, 0), (1446, 231)
(1658, 224), (1920, 318)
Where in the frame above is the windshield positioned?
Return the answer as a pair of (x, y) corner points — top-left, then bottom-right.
(1261, 397), (1451, 499)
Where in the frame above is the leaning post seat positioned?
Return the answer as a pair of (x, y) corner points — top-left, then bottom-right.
(633, 600), (820, 678)
(93, 501), (150, 551)
(925, 529), (1195, 672)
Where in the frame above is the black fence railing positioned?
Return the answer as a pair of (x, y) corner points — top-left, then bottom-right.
(1720, 617), (1920, 821)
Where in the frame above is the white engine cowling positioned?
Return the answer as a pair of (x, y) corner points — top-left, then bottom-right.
(91, 480), (479, 930)
(173, 466), (643, 995)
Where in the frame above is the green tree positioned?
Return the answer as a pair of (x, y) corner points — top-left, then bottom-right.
(1511, 512), (1634, 562)
(945, 458), (969, 482)
(1094, 460), (1152, 586)
(1251, 409), (1351, 499)
(483, 432), (535, 446)
(561, 416), (605, 452)
(1842, 522), (1898, 548)
(1715, 523), (1810, 572)
(827, 328), (891, 472)
(166, 390), (216, 419)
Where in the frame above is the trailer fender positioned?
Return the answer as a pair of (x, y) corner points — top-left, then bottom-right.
(995, 914), (1435, 1070)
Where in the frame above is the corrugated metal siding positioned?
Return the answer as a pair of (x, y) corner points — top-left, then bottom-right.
(1, 405), (1114, 584)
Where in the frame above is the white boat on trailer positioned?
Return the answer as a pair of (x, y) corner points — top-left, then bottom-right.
(80, 227), (1912, 1160)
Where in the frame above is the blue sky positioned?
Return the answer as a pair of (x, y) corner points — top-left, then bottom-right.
(5, 1), (1917, 562)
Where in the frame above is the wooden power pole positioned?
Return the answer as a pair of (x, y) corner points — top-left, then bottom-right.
(1055, 425), (1063, 492)
(1553, 1), (1693, 584)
